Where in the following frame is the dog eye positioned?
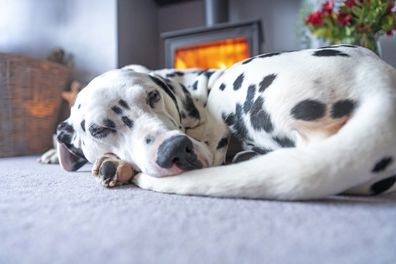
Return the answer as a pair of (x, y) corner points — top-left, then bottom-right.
(147, 90), (161, 108)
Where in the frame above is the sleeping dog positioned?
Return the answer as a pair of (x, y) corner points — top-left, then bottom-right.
(56, 45), (396, 200)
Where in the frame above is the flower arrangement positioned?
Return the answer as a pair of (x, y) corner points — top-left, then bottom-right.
(305, 0), (396, 54)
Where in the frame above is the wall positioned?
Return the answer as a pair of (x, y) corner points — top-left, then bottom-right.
(117, 0), (159, 69)
(229, 0), (303, 53)
(156, 0), (303, 67)
(230, 0), (396, 67)
(0, 0), (394, 79)
(380, 35), (396, 68)
(157, 0), (205, 67)
(0, 0), (118, 82)
(157, 0), (396, 68)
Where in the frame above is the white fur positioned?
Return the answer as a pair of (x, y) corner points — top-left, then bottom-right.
(62, 46), (396, 200)
(133, 47), (396, 200)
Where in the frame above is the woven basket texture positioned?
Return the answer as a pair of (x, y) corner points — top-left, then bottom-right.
(0, 53), (70, 157)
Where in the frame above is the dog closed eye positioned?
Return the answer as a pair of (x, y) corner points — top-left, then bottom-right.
(89, 123), (117, 139)
(146, 90), (161, 108)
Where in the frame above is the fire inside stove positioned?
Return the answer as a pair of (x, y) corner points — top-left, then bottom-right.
(174, 37), (250, 70)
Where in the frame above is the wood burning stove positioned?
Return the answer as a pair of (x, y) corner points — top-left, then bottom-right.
(161, 0), (263, 69)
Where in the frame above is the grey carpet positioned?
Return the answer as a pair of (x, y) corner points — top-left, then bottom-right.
(1, 156), (396, 264)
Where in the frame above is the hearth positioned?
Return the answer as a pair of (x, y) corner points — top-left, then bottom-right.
(161, 0), (263, 69)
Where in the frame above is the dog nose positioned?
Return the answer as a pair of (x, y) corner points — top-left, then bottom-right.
(156, 135), (203, 171)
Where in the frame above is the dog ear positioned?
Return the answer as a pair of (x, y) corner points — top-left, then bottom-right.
(56, 121), (87, 171)
(57, 142), (87, 171)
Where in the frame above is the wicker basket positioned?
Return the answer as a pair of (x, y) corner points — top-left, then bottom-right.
(0, 53), (70, 157)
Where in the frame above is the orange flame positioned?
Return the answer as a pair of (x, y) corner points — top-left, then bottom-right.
(174, 37), (250, 69)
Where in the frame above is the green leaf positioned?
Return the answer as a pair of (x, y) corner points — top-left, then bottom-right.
(352, 6), (362, 17)
(312, 28), (329, 38)
(381, 15), (395, 31)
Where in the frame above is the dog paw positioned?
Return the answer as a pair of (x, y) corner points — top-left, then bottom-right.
(38, 148), (59, 164)
(92, 153), (135, 187)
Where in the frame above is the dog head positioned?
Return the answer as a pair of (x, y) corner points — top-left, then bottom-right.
(57, 69), (212, 176)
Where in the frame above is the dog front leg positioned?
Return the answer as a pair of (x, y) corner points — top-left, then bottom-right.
(92, 153), (136, 187)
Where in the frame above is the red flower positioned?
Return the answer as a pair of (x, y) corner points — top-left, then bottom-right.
(305, 11), (324, 26)
(386, 1), (395, 13)
(337, 12), (352, 26)
(322, 0), (334, 14)
(344, 0), (356, 8)
(386, 30), (393, 36)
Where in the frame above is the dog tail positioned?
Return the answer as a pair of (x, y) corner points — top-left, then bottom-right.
(133, 66), (396, 200)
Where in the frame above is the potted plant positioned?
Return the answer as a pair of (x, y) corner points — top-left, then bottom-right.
(305, 0), (396, 54)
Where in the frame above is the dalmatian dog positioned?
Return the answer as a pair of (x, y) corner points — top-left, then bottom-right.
(56, 45), (396, 200)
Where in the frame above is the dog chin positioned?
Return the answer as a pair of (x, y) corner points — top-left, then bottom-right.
(146, 155), (210, 177)
(151, 165), (184, 177)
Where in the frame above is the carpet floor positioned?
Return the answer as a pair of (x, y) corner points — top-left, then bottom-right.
(1, 156), (395, 264)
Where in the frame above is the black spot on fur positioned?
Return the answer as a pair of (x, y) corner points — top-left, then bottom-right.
(234, 104), (251, 141)
(58, 122), (74, 134)
(206, 71), (215, 79)
(149, 75), (181, 122)
(166, 71), (184, 78)
(103, 119), (116, 129)
(56, 122), (75, 147)
(183, 94), (200, 119)
(258, 52), (280, 58)
(78, 104), (81, 109)
(372, 157), (394, 173)
(164, 79), (176, 93)
(320, 44), (358, 49)
(57, 133), (72, 145)
(200, 70), (215, 79)
(149, 75), (177, 104)
(313, 49), (350, 57)
(121, 116), (134, 128)
(222, 112), (235, 126)
(244, 85), (256, 113)
(118, 99), (130, 110)
(331, 99), (355, 118)
(89, 123), (116, 139)
(259, 74), (277, 92)
(192, 80), (198, 90)
(217, 137), (229, 149)
(233, 73), (244, 91)
(338, 44), (358, 48)
(219, 83), (226, 91)
(250, 96), (273, 133)
(273, 136), (295, 148)
(233, 150), (258, 163)
(56, 122), (87, 165)
(111, 106), (123, 115)
(252, 147), (272, 155)
(291, 99), (326, 121)
(370, 175), (396, 194)
(207, 88), (212, 96)
(242, 57), (256, 64)
(180, 83), (189, 94)
(80, 120), (86, 132)
(181, 83), (199, 119)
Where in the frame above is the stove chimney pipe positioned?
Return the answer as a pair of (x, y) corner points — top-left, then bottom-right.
(204, 0), (229, 26)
